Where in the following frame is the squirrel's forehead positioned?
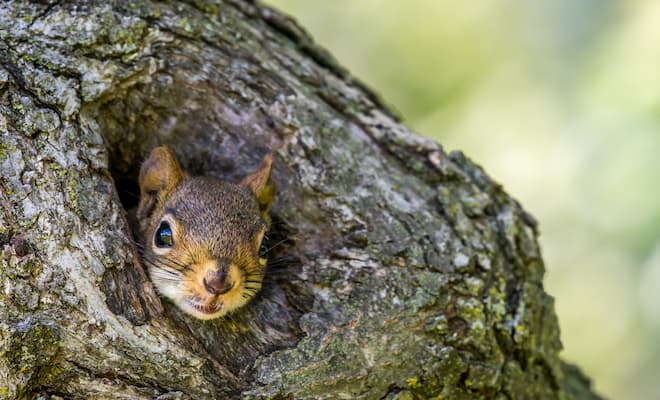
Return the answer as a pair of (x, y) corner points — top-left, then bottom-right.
(170, 178), (255, 208)
(163, 178), (263, 234)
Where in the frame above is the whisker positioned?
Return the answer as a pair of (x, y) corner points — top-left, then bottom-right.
(260, 237), (290, 256)
(266, 258), (296, 264)
(150, 275), (184, 283)
(160, 256), (188, 271)
(159, 253), (187, 267)
(143, 256), (184, 273)
(145, 273), (182, 283)
(142, 256), (188, 275)
(142, 252), (188, 272)
(142, 260), (184, 278)
(265, 264), (297, 270)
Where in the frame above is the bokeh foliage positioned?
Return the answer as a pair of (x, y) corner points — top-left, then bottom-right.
(267, 1), (660, 398)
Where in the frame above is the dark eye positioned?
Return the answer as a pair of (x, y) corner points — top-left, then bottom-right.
(155, 221), (174, 248)
(259, 235), (269, 256)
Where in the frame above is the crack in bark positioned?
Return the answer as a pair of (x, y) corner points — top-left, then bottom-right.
(26, 0), (62, 30)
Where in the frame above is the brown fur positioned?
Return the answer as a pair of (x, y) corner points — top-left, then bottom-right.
(137, 145), (274, 319)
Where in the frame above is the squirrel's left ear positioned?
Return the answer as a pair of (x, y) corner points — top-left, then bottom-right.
(137, 145), (184, 229)
(241, 153), (276, 219)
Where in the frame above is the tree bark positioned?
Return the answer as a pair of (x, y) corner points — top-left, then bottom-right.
(0, 1), (602, 399)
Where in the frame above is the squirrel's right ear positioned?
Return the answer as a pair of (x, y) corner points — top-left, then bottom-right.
(241, 153), (276, 220)
(137, 145), (183, 223)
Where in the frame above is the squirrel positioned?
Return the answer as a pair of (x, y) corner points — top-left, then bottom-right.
(136, 145), (275, 320)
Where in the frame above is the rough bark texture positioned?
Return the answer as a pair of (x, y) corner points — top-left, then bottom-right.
(0, 1), (602, 399)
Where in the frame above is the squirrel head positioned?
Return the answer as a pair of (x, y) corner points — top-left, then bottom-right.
(137, 145), (275, 320)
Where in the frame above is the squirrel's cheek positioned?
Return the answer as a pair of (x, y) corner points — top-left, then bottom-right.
(149, 269), (184, 298)
(155, 280), (187, 303)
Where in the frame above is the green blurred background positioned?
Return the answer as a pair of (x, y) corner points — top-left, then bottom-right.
(267, 1), (660, 398)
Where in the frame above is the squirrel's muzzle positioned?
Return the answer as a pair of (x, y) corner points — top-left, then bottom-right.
(203, 266), (233, 295)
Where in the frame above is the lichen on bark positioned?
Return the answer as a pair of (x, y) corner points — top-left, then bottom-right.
(0, 1), (602, 399)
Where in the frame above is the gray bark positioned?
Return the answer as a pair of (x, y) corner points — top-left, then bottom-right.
(0, 1), (602, 399)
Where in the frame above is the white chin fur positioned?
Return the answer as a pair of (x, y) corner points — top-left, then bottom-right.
(150, 271), (253, 320)
(181, 304), (225, 320)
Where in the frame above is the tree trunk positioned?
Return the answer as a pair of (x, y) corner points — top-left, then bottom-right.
(0, 1), (601, 399)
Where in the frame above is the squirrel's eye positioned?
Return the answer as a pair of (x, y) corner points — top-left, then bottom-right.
(155, 221), (174, 248)
(259, 236), (269, 256)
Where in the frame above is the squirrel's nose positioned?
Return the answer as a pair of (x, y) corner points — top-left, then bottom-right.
(203, 269), (232, 295)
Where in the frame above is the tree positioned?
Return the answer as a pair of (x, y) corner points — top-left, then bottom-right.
(0, 1), (601, 399)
